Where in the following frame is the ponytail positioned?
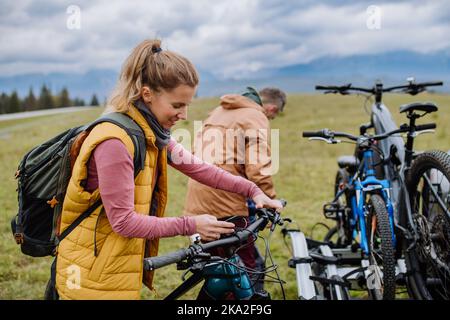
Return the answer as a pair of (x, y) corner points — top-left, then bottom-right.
(108, 39), (199, 113)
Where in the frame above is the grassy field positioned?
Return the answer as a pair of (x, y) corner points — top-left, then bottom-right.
(1, 93), (449, 300)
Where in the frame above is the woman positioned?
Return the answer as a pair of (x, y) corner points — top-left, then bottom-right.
(54, 39), (282, 300)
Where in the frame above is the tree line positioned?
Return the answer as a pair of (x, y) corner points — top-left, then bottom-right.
(0, 85), (100, 114)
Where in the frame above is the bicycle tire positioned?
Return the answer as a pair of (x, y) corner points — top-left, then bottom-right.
(402, 150), (450, 300)
(366, 194), (396, 300)
(323, 226), (339, 243)
(325, 169), (352, 246)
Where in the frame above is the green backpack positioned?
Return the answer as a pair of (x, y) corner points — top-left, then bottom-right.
(11, 112), (146, 257)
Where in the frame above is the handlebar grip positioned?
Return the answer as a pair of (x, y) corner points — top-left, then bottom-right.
(315, 85), (330, 90)
(143, 248), (189, 271)
(302, 130), (326, 138)
(416, 123), (436, 131)
(419, 81), (443, 87)
(279, 199), (287, 208)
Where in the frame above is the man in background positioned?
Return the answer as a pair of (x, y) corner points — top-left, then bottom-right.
(183, 86), (287, 295)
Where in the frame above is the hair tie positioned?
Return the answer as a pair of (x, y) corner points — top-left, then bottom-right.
(152, 47), (162, 54)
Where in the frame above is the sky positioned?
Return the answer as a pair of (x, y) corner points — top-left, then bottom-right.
(0, 0), (449, 97)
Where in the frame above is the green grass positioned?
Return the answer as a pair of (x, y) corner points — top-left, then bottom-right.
(1, 94), (449, 300)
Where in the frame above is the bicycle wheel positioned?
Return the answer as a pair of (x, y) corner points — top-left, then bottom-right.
(366, 194), (396, 300)
(325, 169), (352, 246)
(403, 150), (450, 300)
(323, 226), (339, 244)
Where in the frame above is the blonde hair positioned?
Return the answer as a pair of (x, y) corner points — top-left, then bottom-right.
(107, 39), (199, 113)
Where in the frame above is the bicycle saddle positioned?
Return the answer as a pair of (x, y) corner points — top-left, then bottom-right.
(399, 102), (438, 114)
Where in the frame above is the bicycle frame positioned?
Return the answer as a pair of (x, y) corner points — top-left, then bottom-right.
(345, 148), (396, 255)
(371, 102), (405, 215)
(371, 101), (434, 242)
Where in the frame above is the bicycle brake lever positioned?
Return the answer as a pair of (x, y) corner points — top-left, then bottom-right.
(411, 129), (435, 138)
(308, 137), (340, 144)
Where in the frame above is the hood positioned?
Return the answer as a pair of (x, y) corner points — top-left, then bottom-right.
(219, 94), (266, 113)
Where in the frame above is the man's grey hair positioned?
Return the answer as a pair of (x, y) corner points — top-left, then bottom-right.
(259, 87), (287, 111)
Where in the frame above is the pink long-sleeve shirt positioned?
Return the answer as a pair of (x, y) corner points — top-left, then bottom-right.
(85, 138), (263, 240)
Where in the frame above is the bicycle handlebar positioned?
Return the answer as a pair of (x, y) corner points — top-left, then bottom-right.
(315, 84), (372, 94)
(415, 123), (436, 131)
(315, 81), (443, 96)
(302, 130), (328, 138)
(302, 123), (436, 143)
(143, 200), (287, 271)
(414, 81), (443, 87)
(143, 248), (190, 271)
(302, 129), (359, 141)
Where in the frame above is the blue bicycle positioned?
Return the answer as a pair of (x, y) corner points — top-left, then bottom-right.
(303, 128), (400, 299)
(314, 79), (450, 300)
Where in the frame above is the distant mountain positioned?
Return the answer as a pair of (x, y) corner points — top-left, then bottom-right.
(0, 50), (448, 100)
(276, 51), (450, 78)
(0, 69), (118, 102)
(199, 50), (450, 96)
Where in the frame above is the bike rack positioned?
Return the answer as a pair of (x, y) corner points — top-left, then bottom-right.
(286, 230), (317, 300)
(317, 244), (346, 300)
(285, 227), (408, 299)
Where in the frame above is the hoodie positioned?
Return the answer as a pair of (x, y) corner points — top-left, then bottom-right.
(183, 94), (276, 218)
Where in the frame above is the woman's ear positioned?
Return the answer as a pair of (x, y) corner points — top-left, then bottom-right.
(141, 86), (154, 104)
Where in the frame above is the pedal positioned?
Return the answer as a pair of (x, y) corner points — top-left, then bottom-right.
(323, 202), (343, 219)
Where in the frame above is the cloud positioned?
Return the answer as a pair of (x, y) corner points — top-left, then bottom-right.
(0, 0), (449, 79)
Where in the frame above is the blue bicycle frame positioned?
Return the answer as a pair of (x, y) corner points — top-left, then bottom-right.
(346, 149), (396, 255)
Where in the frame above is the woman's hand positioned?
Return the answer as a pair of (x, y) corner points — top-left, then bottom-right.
(252, 193), (284, 211)
(191, 214), (235, 242)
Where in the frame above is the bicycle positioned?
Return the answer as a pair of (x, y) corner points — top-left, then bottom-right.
(315, 79), (450, 299)
(315, 78), (443, 223)
(143, 201), (287, 300)
(302, 127), (413, 299)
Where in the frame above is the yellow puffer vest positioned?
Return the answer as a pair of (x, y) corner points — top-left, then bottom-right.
(55, 105), (167, 300)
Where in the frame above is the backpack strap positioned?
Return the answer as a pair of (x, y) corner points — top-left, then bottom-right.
(86, 112), (146, 177)
(56, 199), (102, 244)
(57, 113), (147, 244)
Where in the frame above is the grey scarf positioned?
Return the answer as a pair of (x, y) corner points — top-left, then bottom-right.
(134, 99), (171, 150)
